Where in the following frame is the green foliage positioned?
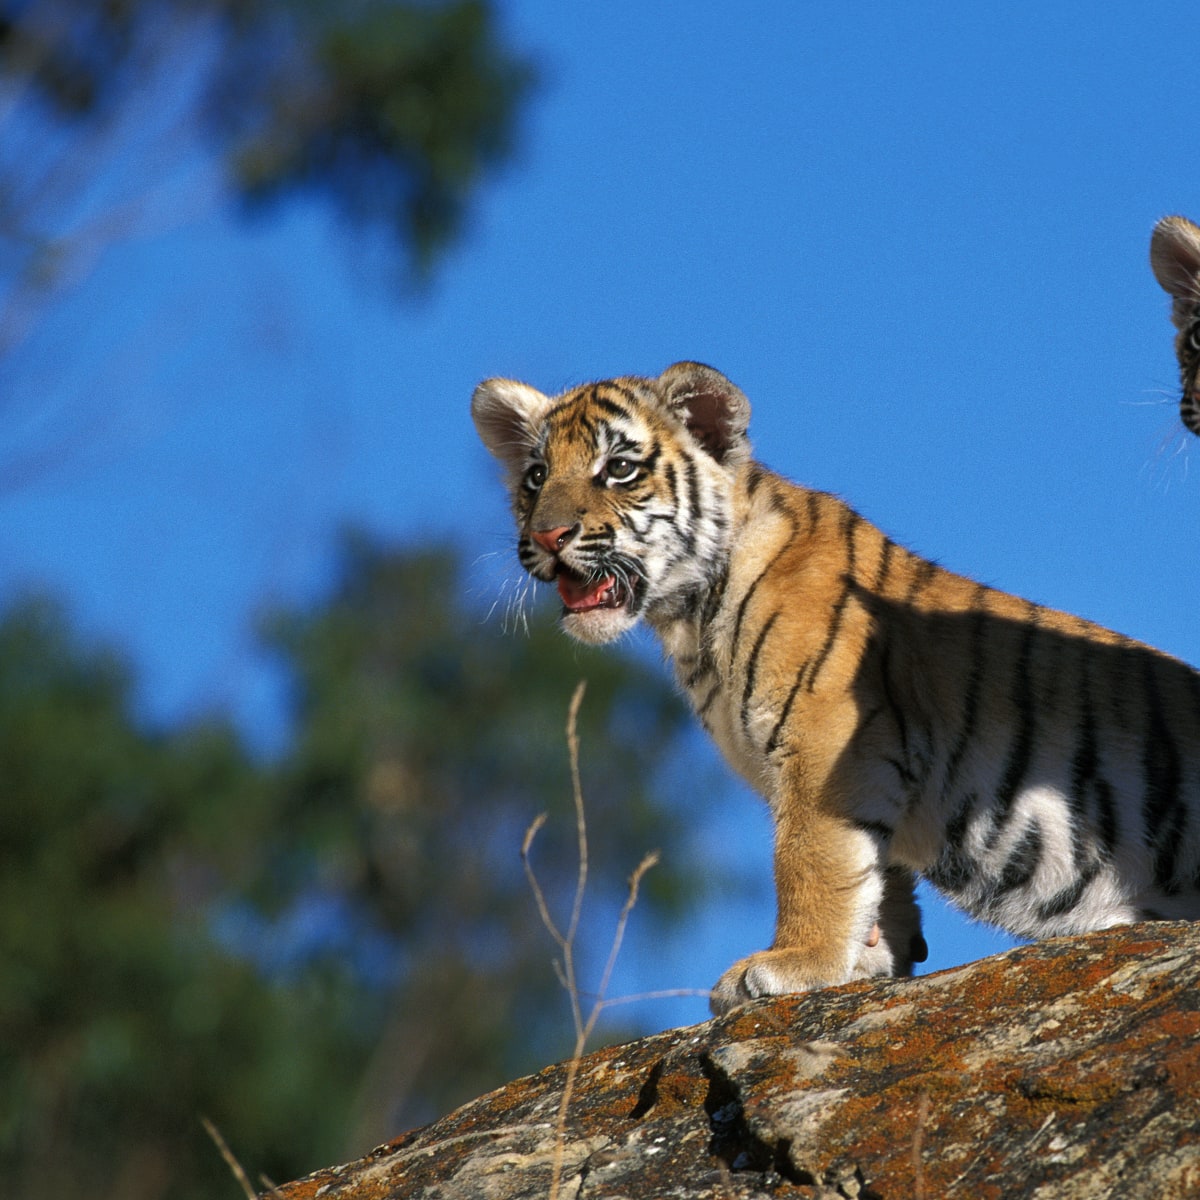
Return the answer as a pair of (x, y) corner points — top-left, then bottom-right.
(0, 539), (703, 1198)
(225, 0), (534, 274)
(0, 0), (533, 490)
(0, 599), (356, 1199)
(0, 0), (533, 284)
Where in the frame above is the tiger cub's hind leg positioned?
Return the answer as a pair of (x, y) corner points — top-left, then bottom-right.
(861, 865), (927, 978)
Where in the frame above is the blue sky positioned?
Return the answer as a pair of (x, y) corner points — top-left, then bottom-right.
(2, 2), (1198, 1031)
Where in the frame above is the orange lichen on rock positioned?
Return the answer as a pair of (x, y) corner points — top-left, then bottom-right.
(267, 923), (1200, 1200)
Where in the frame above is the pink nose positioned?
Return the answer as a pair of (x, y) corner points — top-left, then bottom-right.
(530, 525), (575, 554)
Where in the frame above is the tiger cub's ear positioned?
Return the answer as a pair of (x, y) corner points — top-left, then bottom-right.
(656, 361), (752, 466)
(1150, 215), (1200, 327)
(471, 378), (553, 473)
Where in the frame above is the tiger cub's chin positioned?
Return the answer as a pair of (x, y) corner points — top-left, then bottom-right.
(560, 605), (639, 645)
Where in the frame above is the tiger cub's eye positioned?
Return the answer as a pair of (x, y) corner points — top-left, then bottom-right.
(523, 463), (546, 491)
(606, 457), (638, 483)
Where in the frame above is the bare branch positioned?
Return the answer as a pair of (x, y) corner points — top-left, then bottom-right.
(563, 679), (588, 948)
(592, 986), (712, 1012)
(584, 850), (660, 1045)
(522, 680), (666, 1200)
(520, 812), (560, 946)
(200, 1116), (256, 1200)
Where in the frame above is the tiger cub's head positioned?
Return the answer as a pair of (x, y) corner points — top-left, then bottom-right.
(472, 362), (751, 644)
(1150, 214), (1200, 437)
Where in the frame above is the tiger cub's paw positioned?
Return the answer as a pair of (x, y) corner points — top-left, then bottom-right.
(709, 948), (846, 1016)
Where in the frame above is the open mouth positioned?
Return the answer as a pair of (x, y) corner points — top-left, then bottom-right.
(555, 566), (634, 613)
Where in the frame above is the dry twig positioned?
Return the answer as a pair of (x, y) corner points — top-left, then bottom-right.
(521, 681), (666, 1200)
(201, 1116), (257, 1200)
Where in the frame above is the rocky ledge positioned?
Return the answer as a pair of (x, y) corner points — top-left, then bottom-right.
(268, 922), (1200, 1199)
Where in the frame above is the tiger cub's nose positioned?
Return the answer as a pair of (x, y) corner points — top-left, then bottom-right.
(530, 525), (577, 554)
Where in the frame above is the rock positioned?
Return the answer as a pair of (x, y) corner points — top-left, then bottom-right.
(267, 923), (1200, 1199)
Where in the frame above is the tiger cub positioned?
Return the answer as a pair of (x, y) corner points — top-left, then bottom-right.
(472, 363), (1200, 1014)
(1150, 213), (1200, 436)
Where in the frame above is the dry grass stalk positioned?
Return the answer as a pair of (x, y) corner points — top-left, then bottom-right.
(201, 1116), (284, 1199)
(201, 1116), (256, 1200)
(521, 681), (665, 1200)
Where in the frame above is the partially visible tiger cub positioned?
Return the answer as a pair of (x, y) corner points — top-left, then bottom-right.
(472, 363), (1200, 1014)
(1151, 213), (1200, 436)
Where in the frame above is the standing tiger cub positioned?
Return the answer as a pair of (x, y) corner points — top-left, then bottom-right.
(472, 363), (1200, 1014)
(1150, 213), (1200, 436)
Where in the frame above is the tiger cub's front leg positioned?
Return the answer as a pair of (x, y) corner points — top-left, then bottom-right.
(709, 789), (924, 1015)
